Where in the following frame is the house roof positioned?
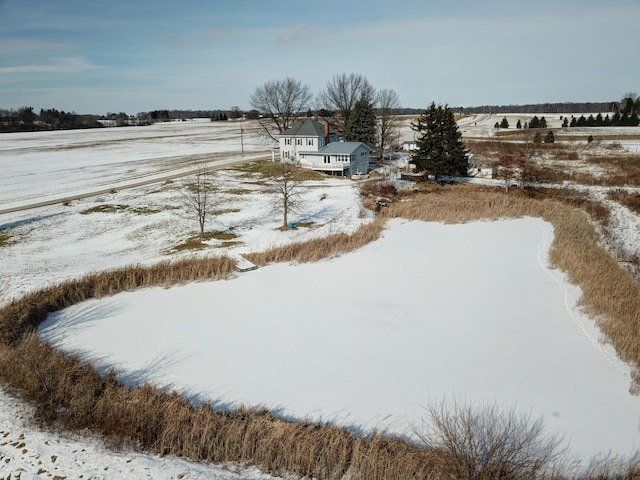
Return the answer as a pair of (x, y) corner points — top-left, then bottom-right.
(304, 141), (372, 155)
(279, 118), (337, 137)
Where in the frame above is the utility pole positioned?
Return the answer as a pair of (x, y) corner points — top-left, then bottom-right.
(240, 123), (244, 158)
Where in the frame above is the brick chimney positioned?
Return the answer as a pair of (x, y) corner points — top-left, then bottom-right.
(325, 122), (331, 145)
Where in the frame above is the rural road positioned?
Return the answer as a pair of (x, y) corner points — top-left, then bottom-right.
(0, 153), (271, 216)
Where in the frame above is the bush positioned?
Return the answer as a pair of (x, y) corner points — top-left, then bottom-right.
(414, 399), (569, 480)
(544, 131), (555, 143)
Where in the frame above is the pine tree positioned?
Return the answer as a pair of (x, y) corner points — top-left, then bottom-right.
(500, 117), (509, 128)
(529, 116), (540, 129)
(516, 119), (522, 129)
(543, 131), (555, 143)
(410, 102), (467, 178)
(539, 116), (547, 128)
(344, 97), (377, 148)
(612, 111), (621, 126)
(562, 118), (569, 128)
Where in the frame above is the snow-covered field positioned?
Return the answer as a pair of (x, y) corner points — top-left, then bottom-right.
(0, 119), (271, 211)
(1, 120), (640, 477)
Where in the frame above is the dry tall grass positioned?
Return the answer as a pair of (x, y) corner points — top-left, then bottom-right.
(1, 183), (640, 479)
(245, 217), (386, 266)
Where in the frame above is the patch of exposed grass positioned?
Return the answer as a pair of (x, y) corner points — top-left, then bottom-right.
(170, 237), (209, 252)
(588, 154), (640, 187)
(171, 232), (239, 252)
(211, 232), (238, 241)
(214, 241), (242, 248)
(212, 208), (241, 215)
(225, 188), (255, 196)
(608, 190), (640, 215)
(80, 204), (129, 215)
(231, 161), (326, 181)
(0, 232), (13, 248)
(129, 206), (161, 215)
(80, 204), (161, 215)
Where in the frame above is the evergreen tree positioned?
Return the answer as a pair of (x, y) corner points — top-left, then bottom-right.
(543, 131), (555, 143)
(576, 115), (587, 127)
(620, 112), (630, 126)
(500, 117), (509, 128)
(410, 102), (467, 178)
(562, 118), (569, 128)
(529, 116), (540, 129)
(516, 119), (522, 129)
(630, 112), (640, 126)
(539, 116), (547, 128)
(586, 114), (595, 127)
(611, 111), (621, 126)
(344, 97), (377, 148)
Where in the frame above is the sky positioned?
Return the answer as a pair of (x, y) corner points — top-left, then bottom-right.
(1, 0), (639, 115)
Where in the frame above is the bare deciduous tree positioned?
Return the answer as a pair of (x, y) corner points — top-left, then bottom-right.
(317, 73), (375, 135)
(249, 77), (313, 141)
(376, 88), (402, 159)
(415, 399), (569, 480)
(495, 137), (540, 190)
(270, 162), (306, 229)
(495, 142), (518, 191)
(180, 167), (219, 241)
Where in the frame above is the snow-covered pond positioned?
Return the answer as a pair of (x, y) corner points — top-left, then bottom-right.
(39, 217), (640, 461)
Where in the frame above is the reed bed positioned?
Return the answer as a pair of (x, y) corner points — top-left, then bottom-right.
(1, 184), (640, 478)
(244, 217), (386, 266)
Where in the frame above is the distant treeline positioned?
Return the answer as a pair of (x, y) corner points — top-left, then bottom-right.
(0, 107), (103, 133)
(459, 102), (618, 115)
(4, 98), (639, 134)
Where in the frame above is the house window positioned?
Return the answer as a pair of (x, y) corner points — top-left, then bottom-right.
(324, 156), (329, 164)
(296, 138), (302, 145)
(285, 138), (291, 145)
(307, 138), (313, 146)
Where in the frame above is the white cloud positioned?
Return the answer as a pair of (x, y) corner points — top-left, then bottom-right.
(278, 24), (308, 43)
(0, 57), (101, 75)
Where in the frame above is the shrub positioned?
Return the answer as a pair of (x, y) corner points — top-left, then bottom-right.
(414, 399), (569, 480)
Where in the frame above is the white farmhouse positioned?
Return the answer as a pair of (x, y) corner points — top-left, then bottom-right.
(278, 118), (371, 177)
